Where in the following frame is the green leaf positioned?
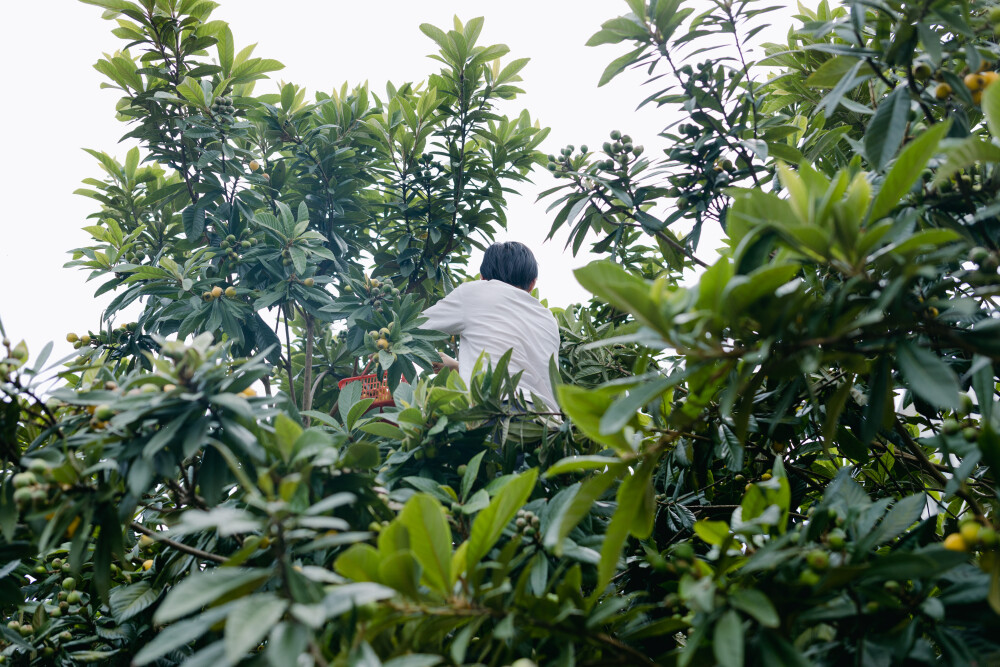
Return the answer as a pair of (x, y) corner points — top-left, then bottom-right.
(982, 74), (1000, 140)
(133, 604), (233, 665)
(379, 551), (421, 599)
(575, 261), (665, 333)
(467, 468), (538, 570)
(223, 593), (287, 662)
(182, 205), (205, 241)
(806, 56), (860, 88)
(693, 520), (729, 546)
(153, 568), (269, 624)
(461, 450), (486, 501)
(594, 460), (655, 596)
(713, 609), (745, 667)
(730, 589), (780, 628)
(545, 455), (621, 477)
(360, 421), (404, 439)
(599, 373), (683, 435)
(896, 341), (961, 410)
(544, 468), (623, 555)
(868, 494), (925, 546)
(865, 86), (911, 170)
(931, 137), (1000, 188)
(870, 121), (949, 221)
(598, 45), (645, 87)
(334, 544), (381, 582)
(109, 581), (159, 622)
(557, 384), (635, 456)
(399, 495), (452, 596)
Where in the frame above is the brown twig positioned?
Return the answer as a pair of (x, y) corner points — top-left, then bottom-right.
(130, 521), (226, 564)
(892, 420), (987, 519)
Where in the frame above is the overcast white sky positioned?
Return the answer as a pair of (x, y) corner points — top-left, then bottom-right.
(0, 0), (795, 360)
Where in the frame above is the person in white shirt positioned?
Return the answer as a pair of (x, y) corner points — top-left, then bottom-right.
(420, 242), (561, 411)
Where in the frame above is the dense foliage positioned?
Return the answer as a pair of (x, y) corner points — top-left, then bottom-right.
(2, 0), (1000, 664)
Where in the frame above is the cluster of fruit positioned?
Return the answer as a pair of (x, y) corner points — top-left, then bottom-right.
(66, 322), (136, 350)
(362, 275), (400, 314)
(220, 233), (259, 261)
(940, 393), (982, 442)
(137, 534), (158, 572)
(368, 324), (395, 352)
(934, 63), (999, 104)
(122, 246), (147, 263)
(968, 245), (999, 274)
(0, 337), (27, 381)
(943, 520), (998, 555)
(599, 129), (644, 167)
(414, 152), (443, 182)
(545, 144), (581, 176)
(210, 94), (237, 118)
(515, 508), (541, 538)
(202, 285), (237, 302)
(11, 460), (55, 513)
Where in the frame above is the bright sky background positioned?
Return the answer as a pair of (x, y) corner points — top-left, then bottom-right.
(0, 0), (796, 362)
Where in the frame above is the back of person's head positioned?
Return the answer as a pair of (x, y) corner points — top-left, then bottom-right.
(480, 241), (538, 291)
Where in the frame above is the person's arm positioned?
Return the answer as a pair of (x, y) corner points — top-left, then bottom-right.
(432, 352), (459, 372)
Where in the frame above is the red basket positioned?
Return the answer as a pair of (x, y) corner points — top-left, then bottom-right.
(338, 373), (395, 409)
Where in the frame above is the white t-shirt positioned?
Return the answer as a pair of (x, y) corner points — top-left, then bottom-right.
(421, 280), (561, 410)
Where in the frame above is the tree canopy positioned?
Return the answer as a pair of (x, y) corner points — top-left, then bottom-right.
(2, 0), (1000, 664)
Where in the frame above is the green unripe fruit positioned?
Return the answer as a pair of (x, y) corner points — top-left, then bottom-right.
(12, 472), (36, 488)
(914, 63), (932, 80)
(457, 464), (467, 476)
(827, 528), (847, 549)
(960, 521), (982, 547)
(66, 591), (82, 604)
(303, 277), (315, 287)
(14, 487), (34, 505)
(94, 405), (114, 421)
(969, 247), (991, 264)
(865, 601), (879, 613)
(59, 631), (72, 641)
(610, 130), (621, 140)
(990, 6), (1000, 23)
(7, 621), (19, 631)
(798, 569), (821, 586)
(942, 419), (962, 435)
(18, 624), (32, 637)
(80, 334), (91, 346)
(61, 562), (71, 573)
(673, 543), (695, 560)
(962, 426), (979, 442)
(806, 549), (829, 571)
(524, 526), (536, 536)
(980, 526), (998, 547)
(66, 332), (78, 343)
(225, 286), (237, 298)
(63, 577), (77, 591)
(516, 517), (526, 528)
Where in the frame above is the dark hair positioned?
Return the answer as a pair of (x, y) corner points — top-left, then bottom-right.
(480, 241), (538, 290)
